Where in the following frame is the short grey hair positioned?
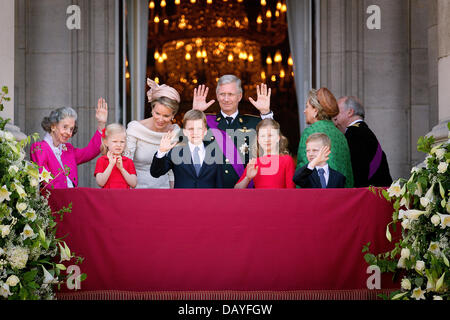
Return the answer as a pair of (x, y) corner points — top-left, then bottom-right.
(216, 75), (242, 94)
(340, 96), (365, 120)
(41, 107), (78, 135)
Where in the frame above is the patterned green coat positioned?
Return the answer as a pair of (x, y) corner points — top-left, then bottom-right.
(296, 120), (354, 188)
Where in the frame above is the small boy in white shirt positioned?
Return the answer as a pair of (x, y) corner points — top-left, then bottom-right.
(293, 133), (346, 188)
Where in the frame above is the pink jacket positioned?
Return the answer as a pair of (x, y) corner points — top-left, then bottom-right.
(30, 131), (101, 189)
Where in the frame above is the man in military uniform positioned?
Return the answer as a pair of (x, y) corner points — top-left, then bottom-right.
(333, 96), (392, 187)
(192, 75), (274, 188)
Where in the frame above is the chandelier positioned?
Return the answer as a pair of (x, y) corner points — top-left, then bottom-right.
(147, 0), (293, 102)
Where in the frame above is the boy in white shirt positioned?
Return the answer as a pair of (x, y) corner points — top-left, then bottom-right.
(150, 110), (223, 188)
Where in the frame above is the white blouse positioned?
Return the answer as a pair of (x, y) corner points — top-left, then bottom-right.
(125, 120), (180, 189)
(43, 133), (74, 188)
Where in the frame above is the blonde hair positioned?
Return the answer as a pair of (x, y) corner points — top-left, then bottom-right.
(251, 119), (290, 157)
(306, 132), (331, 148)
(182, 109), (207, 128)
(151, 96), (179, 115)
(100, 123), (127, 155)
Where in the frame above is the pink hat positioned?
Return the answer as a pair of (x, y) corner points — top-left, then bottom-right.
(147, 78), (180, 103)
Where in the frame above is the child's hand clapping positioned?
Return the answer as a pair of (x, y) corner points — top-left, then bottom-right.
(107, 151), (117, 166)
(116, 155), (123, 170)
(246, 158), (259, 180)
(159, 130), (178, 153)
(310, 146), (331, 168)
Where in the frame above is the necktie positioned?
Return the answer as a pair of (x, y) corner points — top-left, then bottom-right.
(193, 146), (201, 176)
(225, 117), (233, 126)
(317, 168), (327, 188)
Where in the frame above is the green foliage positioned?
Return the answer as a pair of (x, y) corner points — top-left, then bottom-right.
(364, 129), (450, 300)
(0, 86), (85, 300)
(417, 135), (435, 154)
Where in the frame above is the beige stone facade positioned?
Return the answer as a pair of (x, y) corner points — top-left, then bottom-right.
(1, 0), (449, 187)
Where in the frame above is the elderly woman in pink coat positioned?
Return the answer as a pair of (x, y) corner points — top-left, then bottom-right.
(30, 98), (108, 189)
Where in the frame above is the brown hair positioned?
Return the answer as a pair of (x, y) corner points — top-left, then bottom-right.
(308, 88), (339, 120)
(151, 96), (179, 115)
(182, 109), (207, 128)
(306, 132), (331, 148)
(252, 119), (290, 157)
(100, 123), (127, 155)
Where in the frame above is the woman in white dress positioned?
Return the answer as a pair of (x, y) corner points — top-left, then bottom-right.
(126, 79), (181, 188)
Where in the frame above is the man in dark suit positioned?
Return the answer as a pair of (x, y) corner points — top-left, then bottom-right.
(150, 110), (223, 188)
(333, 96), (392, 187)
(192, 75), (274, 188)
(293, 133), (346, 188)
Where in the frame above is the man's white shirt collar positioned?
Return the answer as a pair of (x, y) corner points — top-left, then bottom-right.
(221, 110), (238, 120)
(345, 119), (363, 132)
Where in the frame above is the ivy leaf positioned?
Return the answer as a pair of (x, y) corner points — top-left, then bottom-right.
(417, 135), (435, 154)
(362, 242), (371, 253)
(23, 269), (38, 282)
(56, 264), (67, 271)
(364, 253), (376, 265)
(27, 281), (39, 290)
(382, 189), (390, 201)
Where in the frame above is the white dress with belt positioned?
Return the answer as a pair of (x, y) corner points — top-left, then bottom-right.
(126, 120), (180, 189)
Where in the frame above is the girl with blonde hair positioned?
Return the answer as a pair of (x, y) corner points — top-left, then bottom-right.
(95, 123), (137, 189)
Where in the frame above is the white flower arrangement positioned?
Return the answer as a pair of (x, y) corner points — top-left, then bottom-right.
(365, 122), (450, 300)
(0, 86), (84, 300)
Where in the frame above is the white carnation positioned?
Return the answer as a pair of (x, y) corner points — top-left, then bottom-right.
(431, 214), (441, 226)
(0, 225), (10, 238)
(6, 275), (20, 287)
(400, 248), (410, 259)
(415, 260), (426, 273)
(6, 246), (29, 270)
(437, 162), (448, 174)
(4, 131), (14, 141)
(401, 278), (411, 290)
(435, 148), (446, 160)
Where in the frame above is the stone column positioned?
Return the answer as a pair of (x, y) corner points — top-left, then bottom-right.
(320, 1), (411, 179)
(410, 0), (431, 166)
(16, 0), (115, 187)
(320, 0), (365, 98)
(0, 0), (15, 122)
(428, 0), (450, 142)
(427, 0), (439, 130)
(362, 0), (411, 180)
